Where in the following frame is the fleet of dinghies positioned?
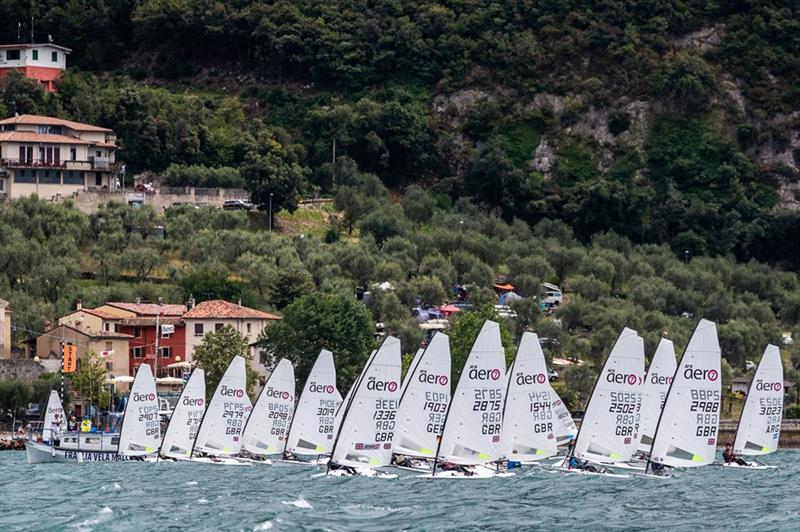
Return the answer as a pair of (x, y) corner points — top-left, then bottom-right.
(25, 318), (786, 478)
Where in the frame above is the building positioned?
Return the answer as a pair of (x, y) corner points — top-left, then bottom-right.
(0, 43), (70, 92)
(182, 300), (280, 376)
(95, 302), (188, 378)
(0, 298), (11, 359)
(0, 114), (119, 200)
(33, 323), (132, 382)
(58, 303), (123, 334)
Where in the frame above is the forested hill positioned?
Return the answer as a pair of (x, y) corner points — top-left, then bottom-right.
(1, 1), (800, 266)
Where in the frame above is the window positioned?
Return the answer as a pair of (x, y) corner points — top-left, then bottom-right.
(114, 323), (120, 333)
(134, 327), (141, 338)
(214, 323), (224, 332)
(45, 147), (53, 164)
(104, 322), (110, 332)
(161, 329), (172, 339)
(246, 322), (252, 335)
(39, 146), (45, 162)
(37, 126), (49, 134)
(54, 147), (60, 164)
(194, 323), (204, 337)
(32, 50), (38, 60)
(105, 362), (113, 371)
(159, 347), (172, 358)
(51, 51), (58, 62)
(63, 171), (83, 185)
(0, 179), (3, 191)
(6, 50), (20, 61)
(105, 341), (112, 351)
(70, 147), (76, 161)
(39, 170), (60, 184)
(14, 170), (35, 183)
(96, 150), (102, 157)
(18, 146), (25, 161)
(131, 347), (143, 358)
(95, 173), (102, 186)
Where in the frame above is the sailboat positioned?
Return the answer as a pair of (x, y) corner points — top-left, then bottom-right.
(500, 332), (559, 465)
(556, 328), (644, 477)
(422, 320), (512, 479)
(280, 349), (342, 466)
(41, 390), (65, 444)
(327, 336), (402, 477)
(238, 358), (296, 464)
(400, 348), (425, 396)
(726, 344), (783, 469)
(647, 319), (721, 475)
(26, 364), (161, 464)
(189, 355), (252, 466)
(392, 333), (451, 471)
(158, 368), (205, 460)
(635, 339), (677, 457)
(550, 386), (577, 447)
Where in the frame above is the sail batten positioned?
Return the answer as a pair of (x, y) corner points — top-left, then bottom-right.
(734, 345), (783, 456)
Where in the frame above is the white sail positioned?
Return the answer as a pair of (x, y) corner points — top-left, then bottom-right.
(160, 369), (205, 458)
(650, 319), (721, 468)
(400, 348), (425, 396)
(285, 350), (343, 456)
(334, 349), (375, 432)
(550, 385), (578, 446)
(241, 358), (296, 456)
(501, 332), (559, 461)
(734, 345), (783, 455)
(192, 356), (252, 456)
(637, 339), (677, 453)
(394, 333), (451, 458)
(118, 364), (160, 456)
(436, 320), (507, 465)
(573, 328), (644, 464)
(42, 390), (64, 443)
(331, 336), (402, 468)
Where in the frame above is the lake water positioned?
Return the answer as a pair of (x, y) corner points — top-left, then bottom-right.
(1, 451), (798, 531)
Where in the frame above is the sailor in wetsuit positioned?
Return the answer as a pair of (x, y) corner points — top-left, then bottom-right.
(567, 455), (605, 474)
(329, 462), (358, 475)
(722, 443), (748, 466)
(440, 462), (475, 476)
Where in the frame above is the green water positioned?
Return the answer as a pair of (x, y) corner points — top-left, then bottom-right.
(1, 451), (798, 530)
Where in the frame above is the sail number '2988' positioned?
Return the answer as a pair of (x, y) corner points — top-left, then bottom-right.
(689, 389), (720, 437)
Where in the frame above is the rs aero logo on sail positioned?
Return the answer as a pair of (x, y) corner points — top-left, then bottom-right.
(516, 373), (548, 385)
(264, 387), (292, 400)
(366, 376), (398, 392)
(606, 369), (643, 385)
(468, 366), (502, 381)
(754, 379), (782, 391)
(683, 365), (718, 381)
(132, 392), (156, 401)
(182, 396), (204, 406)
(417, 369), (448, 386)
(309, 381), (335, 394)
(219, 385), (245, 398)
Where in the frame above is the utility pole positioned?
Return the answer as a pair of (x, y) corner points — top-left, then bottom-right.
(269, 192), (273, 232)
(332, 138), (336, 187)
(154, 311), (161, 378)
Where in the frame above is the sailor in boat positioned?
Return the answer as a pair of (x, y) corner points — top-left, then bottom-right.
(567, 455), (607, 474)
(439, 462), (475, 476)
(50, 414), (63, 446)
(722, 443), (749, 466)
(650, 462), (668, 476)
(328, 462), (358, 476)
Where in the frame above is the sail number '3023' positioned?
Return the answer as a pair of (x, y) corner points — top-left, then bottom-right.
(474, 389), (503, 435)
(759, 397), (782, 433)
(689, 389), (720, 437)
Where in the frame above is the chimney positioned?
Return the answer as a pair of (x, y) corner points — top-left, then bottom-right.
(76, 299), (82, 311)
(136, 297), (141, 304)
(158, 297), (163, 306)
(187, 296), (195, 310)
(238, 299), (242, 307)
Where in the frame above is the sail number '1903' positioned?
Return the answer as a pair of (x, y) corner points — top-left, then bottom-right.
(690, 389), (720, 437)
(474, 389), (503, 435)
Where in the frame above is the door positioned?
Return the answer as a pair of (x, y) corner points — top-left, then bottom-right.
(95, 173), (102, 186)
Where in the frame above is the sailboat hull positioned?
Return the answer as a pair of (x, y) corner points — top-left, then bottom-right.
(25, 441), (138, 464)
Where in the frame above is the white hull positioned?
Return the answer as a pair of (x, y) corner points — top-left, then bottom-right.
(25, 441), (143, 464)
(550, 465), (631, 479)
(272, 458), (328, 467)
(721, 461), (774, 470)
(177, 456), (251, 466)
(418, 466), (515, 479)
(236, 456), (274, 465)
(319, 468), (397, 479)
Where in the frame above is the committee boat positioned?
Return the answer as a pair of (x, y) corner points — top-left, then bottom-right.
(26, 364), (160, 464)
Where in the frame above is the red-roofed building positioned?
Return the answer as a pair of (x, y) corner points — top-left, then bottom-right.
(94, 302), (188, 377)
(0, 114), (119, 200)
(182, 300), (280, 377)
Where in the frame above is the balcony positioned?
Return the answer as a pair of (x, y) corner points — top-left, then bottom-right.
(1, 158), (117, 171)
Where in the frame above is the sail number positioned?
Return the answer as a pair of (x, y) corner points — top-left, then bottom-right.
(609, 391), (641, 441)
(317, 399), (338, 434)
(689, 389), (720, 437)
(759, 397), (782, 433)
(373, 399), (398, 444)
(222, 401), (247, 436)
(473, 389), (503, 435)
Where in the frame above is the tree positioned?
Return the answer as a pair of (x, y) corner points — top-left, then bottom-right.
(257, 292), (375, 392)
(562, 365), (596, 409)
(193, 326), (256, 400)
(70, 351), (110, 413)
(241, 150), (307, 217)
(447, 305), (514, 386)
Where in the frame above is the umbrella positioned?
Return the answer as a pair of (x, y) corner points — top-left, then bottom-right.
(166, 361), (193, 369)
(107, 375), (135, 384)
(156, 377), (184, 385)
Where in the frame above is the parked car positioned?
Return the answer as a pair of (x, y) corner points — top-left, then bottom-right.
(542, 282), (563, 306)
(223, 199), (254, 211)
(549, 369), (559, 382)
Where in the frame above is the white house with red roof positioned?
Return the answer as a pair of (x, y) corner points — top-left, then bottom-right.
(0, 43), (70, 93)
(182, 299), (281, 377)
(0, 114), (119, 200)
